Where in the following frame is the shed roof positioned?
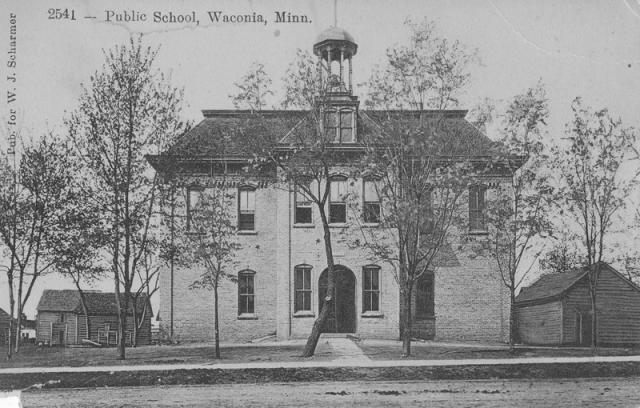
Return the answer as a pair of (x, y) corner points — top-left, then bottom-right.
(37, 290), (152, 316)
(515, 262), (638, 305)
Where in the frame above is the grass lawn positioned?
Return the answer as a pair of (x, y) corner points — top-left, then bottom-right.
(2, 340), (640, 370)
(0, 341), (334, 369)
(357, 339), (640, 361)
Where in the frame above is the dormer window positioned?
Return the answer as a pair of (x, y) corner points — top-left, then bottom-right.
(325, 109), (355, 143)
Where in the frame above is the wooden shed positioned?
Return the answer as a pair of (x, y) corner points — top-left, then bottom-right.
(515, 262), (640, 347)
(0, 308), (10, 346)
(36, 290), (153, 346)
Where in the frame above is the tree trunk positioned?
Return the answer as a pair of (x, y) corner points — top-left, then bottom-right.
(590, 289), (597, 352)
(116, 292), (129, 360)
(6, 276), (14, 359)
(75, 282), (91, 342)
(132, 298), (139, 348)
(509, 287), (517, 355)
(6, 316), (12, 360)
(401, 286), (412, 357)
(302, 207), (335, 358)
(214, 284), (220, 359)
(15, 280), (22, 353)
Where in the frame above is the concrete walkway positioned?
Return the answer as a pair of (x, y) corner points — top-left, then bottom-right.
(2, 354), (640, 375)
(325, 338), (371, 362)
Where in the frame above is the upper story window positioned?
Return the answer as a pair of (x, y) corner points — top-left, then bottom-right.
(469, 185), (486, 232)
(329, 176), (348, 224)
(238, 187), (256, 231)
(187, 187), (204, 231)
(363, 180), (381, 224)
(420, 189), (434, 235)
(295, 188), (313, 224)
(325, 109), (354, 143)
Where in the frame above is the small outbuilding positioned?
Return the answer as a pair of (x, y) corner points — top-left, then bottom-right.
(515, 262), (640, 347)
(36, 290), (153, 346)
(0, 308), (10, 346)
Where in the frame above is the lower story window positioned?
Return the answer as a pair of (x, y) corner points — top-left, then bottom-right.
(294, 266), (312, 312)
(238, 271), (255, 315)
(363, 266), (380, 312)
(416, 272), (434, 317)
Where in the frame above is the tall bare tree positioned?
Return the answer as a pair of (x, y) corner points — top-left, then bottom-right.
(484, 83), (553, 353)
(230, 62), (274, 112)
(0, 136), (75, 356)
(45, 144), (108, 343)
(66, 37), (188, 360)
(551, 97), (637, 349)
(356, 18), (482, 357)
(171, 188), (240, 358)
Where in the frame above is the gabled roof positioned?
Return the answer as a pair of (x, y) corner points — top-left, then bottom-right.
(37, 290), (152, 317)
(515, 262), (640, 305)
(0, 307), (10, 323)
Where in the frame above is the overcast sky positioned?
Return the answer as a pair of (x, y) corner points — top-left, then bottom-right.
(1, 0), (640, 318)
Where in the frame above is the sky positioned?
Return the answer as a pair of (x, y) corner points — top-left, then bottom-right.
(1, 0), (640, 318)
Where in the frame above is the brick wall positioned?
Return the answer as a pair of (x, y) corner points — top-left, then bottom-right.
(160, 177), (511, 344)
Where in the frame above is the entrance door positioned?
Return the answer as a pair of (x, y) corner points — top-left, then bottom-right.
(318, 265), (356, 333)
(576, 312), (592, 346)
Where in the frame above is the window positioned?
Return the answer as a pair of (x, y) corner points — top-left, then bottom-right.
(295, 189), (312, 224)
(363, 266), (380, 312)
(363, 180), (381, 223)
(325, 110), (354, 143)
(416, 272), (434, 317)
(329, 176), (347, 223)
(469, 185), (486, 231)
(187, 187), (204, 231)
(294, 266), (312, 312)
(420, 189), (434, 235)
(238, 187), (255, 231)
(339, 111), (353, 142)
(238, 271), (255, 315)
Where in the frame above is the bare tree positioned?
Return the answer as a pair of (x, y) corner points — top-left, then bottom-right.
(169, 187), (240, 358)
(551, 97), (637, 349)
(0, 136), (74, 356)
(45, 147), (108, 343)
(230, 62), (274, 112)
(66, 37), (188, 360)
(355, 18), (482, 357)
(484, 83), (552, 353)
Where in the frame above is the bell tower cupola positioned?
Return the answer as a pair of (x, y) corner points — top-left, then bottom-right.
(313, 27), (358, 97)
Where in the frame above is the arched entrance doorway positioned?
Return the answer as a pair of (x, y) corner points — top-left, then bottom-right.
(318, 265), (356, 333)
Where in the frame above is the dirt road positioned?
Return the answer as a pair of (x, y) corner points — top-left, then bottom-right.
(20, 376), (640, 407)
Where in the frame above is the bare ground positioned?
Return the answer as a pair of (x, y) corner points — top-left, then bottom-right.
(18, 377), (640, 407)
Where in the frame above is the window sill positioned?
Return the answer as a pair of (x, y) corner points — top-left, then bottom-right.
(361, 312), (384, 318)
(237, 314), (258, 320)
(328, 223), (348, 228)
(293, 311), (315, 318)
(362, 223), (380, 228)
(293, 223), (315, 229)
(468, 230), (488, 236)
(238, 230), (258, 235)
